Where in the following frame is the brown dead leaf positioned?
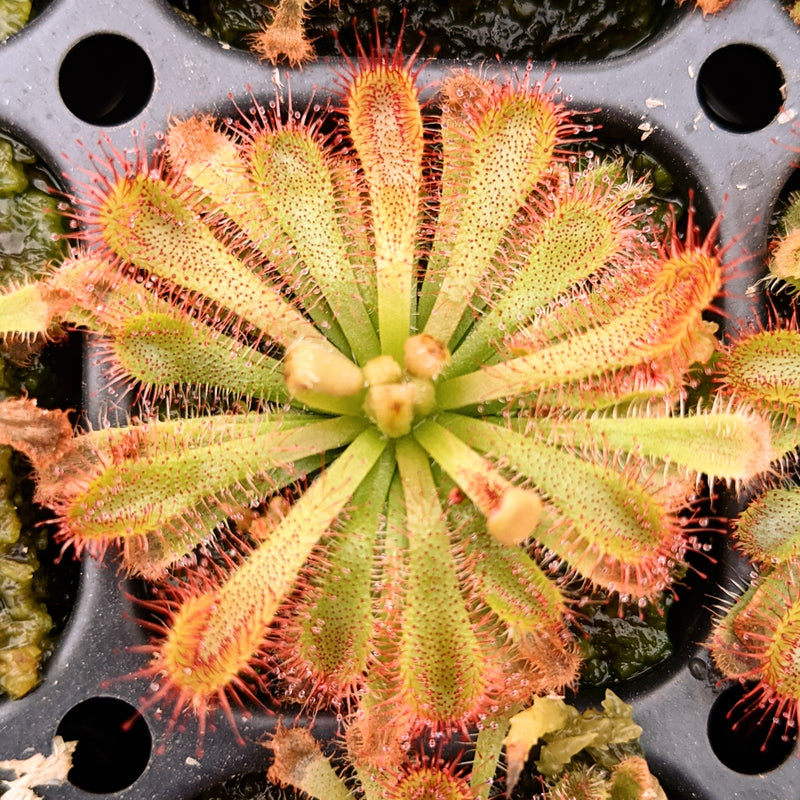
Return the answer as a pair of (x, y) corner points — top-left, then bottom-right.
(247, 0), (317, 67)
(0, 736), (76, 800)
(0, 398), (73, 472)
(265, 722), (322, 788)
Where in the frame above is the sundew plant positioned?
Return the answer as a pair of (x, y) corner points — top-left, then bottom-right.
(0, 33), (776, 769)
(707, 189), (800, 745)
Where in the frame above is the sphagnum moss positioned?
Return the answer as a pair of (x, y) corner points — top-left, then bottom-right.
(0, 34), (776, 761)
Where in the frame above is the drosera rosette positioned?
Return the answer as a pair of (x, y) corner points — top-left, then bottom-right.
(705, 190), (800, 750)
(707, 559), (800, 742)
(0, 29), (775, 755)
(766, 189), (800, 295)
(706, 380), (800, 744)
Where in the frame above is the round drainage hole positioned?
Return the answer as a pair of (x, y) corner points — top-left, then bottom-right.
(56, 697), (151, 792)
(59, 34), (154, 125)
(707, 683), (797, 774)
(696, 44), (783, 133)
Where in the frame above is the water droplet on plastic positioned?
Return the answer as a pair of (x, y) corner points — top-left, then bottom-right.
(688, 657), (707, 681)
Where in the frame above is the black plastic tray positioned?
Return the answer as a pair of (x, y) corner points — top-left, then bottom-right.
(2, 1), (800, 798)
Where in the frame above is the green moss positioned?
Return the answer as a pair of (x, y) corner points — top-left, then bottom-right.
(0, 142), (28, 196)
(0, 0), (30, 41)
(0, 445), (52, 699)
(170, 0), (675, 62)
(171, 0), (267, 44)
(578, 594), (673, 685)
(0, 135), (68, 698)
(0, 136), (66, 284)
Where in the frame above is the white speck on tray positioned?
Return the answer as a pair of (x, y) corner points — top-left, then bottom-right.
(638, 122), (655, 140)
